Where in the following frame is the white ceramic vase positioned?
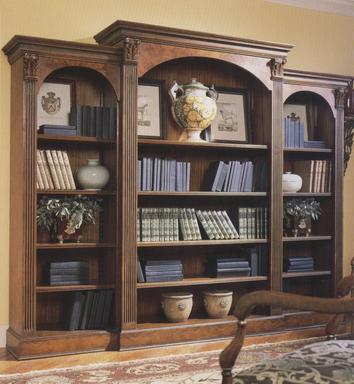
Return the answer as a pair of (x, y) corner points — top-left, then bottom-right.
(75, 159), (110, 190)
(203, 290), (233, 318)
(161, 292), (193, 322)
(282, 172), (302, 193)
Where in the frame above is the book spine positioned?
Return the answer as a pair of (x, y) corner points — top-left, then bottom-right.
(36, 150), (50, 189)
(51, 150), (66, 189)
(56, 150), (71, 189)
(45, 150), (61, 189)
(205, 210), (223, 239)
(137, 208), (141, 242)
(212, 210), (229, 239)
(221, 210), (239, 238)
(40, 150), (54, 189)
(186, 162), (191, 192)
(238, 208), (247, 239)
(190, 208), (202, 240)
(195, 209), (214, 240)
(36, 163), (45, 189)
(173, 208), (179, 241)
(182, 208), (193, 240)
(328, 161), (332, 192)
(163, 208), (170, 242)
(62, 151), (76, 189)
(216, 211), (234, 239)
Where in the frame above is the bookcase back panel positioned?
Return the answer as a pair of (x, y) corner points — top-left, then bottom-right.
(284, 92), (335, 149)
(141, 57), (271, 144)
(137, 280), (269, 323)
(283, 277), (332, 298)
(37, 292), (70, 330)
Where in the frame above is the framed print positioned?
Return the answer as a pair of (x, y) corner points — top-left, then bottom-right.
(210, 87), (249, 143)
(284, 104), (308, 140)
(37, 79), (74, 129)
(137, 79), (166, 139)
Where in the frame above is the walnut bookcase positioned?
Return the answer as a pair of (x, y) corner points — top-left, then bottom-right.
(3, 21), (351, 359)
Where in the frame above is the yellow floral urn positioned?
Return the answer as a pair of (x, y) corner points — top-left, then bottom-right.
(169, 78), (218, 142)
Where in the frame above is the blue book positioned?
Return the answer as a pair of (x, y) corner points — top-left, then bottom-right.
(294, 120), (300, 148)
(299, 122), (304, 148)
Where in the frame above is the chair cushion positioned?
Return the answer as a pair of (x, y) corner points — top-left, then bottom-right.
(233, 340), (354, 383)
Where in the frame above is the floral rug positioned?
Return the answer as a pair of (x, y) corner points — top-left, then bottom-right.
(0, 339), (318, 384)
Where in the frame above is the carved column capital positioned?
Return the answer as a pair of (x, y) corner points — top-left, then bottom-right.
(269, 58), (287, 80)
(23, 52), (39, 81)
(123, 38), (140, 64)
(335, 88), (346, 109)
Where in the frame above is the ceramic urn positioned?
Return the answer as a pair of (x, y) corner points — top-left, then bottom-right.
(169, 78), (218, 142)
(282, 172), (302, 193)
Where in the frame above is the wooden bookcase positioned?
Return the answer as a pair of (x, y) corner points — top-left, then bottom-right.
(3, 22), (351, 359)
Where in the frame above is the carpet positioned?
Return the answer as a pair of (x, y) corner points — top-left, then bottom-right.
(0, 339), (319, 384)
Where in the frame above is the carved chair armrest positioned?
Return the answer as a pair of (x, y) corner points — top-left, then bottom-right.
(220, 286), (354, 384)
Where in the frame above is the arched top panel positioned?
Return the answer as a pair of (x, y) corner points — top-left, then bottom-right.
(137, 42), (273, 91)
(284, 86), (335, 117)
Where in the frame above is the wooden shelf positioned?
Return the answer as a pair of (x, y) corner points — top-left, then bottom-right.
(138, 191), (267, 197)
(283, 236), (332, 242)
(283, 271), (331, 278)
(137, 275), (268, 289)
(138, 138), (268, 151)
(283, 192), (332, 197)
(37, 134), (116, 145)
(36, 243), (116, 249)
(283, 147), (333, 154)
(36, 284), (115, 293)
(37, 190), (116, 196)
(138, 239), (268, 248)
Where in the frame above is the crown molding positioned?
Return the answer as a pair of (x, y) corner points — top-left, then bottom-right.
(264, 0), (354, 17)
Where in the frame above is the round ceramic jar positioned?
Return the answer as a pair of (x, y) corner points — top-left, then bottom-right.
(203, 290), (233, 318)
(282, 172), (302, 193)
(161, 292), (193, 322)
(75, 159), (110, 190)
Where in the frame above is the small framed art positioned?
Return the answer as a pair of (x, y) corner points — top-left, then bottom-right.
(137, 79), (166, 139)
(37, 79), (75, 130)
(210, 87), (250, 143)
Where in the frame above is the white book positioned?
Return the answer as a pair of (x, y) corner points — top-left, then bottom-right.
(50, 150), (66, 189)
(56, 150), (71, 189)
(40, 150), (54, 189)
(45, 150), (61, 189)
(62, 151), (76, 189)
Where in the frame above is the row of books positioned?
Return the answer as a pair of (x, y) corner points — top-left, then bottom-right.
(137, 208), (240, 242)
(36, 149), (76, 190)
(67, 289), (113, 331)
(137, 259), (183, 283)
(138, 158), (191, 192)
(205, 161), (267, 192)
(47, 261), (89, 286)
(283, 117), (326, 149)
(293, 160), (332, 193)
(284, 256), (314, 272)
(70, 105), (117, 139)
(238, 207), (268, 239)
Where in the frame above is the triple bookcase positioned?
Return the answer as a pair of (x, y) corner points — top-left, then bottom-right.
(3, 21), (351, 359)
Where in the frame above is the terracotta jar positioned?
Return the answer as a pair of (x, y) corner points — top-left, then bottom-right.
(161, 292), (193, 322)
(203, 290), (233, 318)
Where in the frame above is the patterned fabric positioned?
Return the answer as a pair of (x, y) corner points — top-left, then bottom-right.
(234, 340), (354, 383)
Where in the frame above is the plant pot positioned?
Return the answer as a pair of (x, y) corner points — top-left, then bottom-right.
(284, 217), (312, 237)
(203, 290), (233, 318)
(161, 292), (193, 322)
(56, 219), (83, 243)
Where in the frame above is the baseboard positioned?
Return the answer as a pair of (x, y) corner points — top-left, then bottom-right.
(0, 325), (8, 348)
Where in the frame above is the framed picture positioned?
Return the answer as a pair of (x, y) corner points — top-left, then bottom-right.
(210, 87), (249, 143)
(284, 104), (308, 140)
(137, 79), (166, 139)
(37, 79), (74, 130)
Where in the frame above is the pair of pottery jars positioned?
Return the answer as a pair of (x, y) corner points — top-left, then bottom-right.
(161, 290), (233, 323)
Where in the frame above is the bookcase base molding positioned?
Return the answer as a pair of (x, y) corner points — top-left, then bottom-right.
(3, 20), (351, 359)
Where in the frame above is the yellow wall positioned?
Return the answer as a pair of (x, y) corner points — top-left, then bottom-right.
(0, 0), (353, 326)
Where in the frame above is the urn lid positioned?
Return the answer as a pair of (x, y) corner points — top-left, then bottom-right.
(182, 78), (209, 91)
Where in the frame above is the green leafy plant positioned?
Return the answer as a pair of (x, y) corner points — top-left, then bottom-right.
(37, 196), (102, 234)
(283, 198), (322, 222)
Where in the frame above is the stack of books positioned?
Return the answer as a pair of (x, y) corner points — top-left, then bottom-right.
(237, 207), (268, 239)
(36, 149), (76, 190)
(304, 140), (326, 149)
(285, 256), (315, 273)
(196, 210), (239, 240)
(204, 161), (267, 192)
(70, 105), (117, 139)
(66, 289), (113, 331)
(39, 124), (77, 136)
(138, 259), (183, 283)
(211, 257), (251, 277)
(138, 158), (191, 191)
(293, 160), (332, 192)
(48, 261), (88, 286)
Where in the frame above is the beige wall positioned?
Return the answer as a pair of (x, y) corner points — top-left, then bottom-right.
(0, 0), (353, 327)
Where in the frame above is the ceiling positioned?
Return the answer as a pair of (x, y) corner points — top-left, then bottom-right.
(264, 0), (354, 17)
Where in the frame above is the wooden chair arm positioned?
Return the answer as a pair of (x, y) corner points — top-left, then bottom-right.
(220, 289), (354, 384)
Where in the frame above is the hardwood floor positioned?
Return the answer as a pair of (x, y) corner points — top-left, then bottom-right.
(0, 327), (331, 375)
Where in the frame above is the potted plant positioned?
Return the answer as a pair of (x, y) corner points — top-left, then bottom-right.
(283, 198), (321, 237)
(37, 196), (102, 243)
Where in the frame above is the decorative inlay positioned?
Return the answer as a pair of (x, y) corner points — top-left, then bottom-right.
(335, 88), (346, 109)
(23, 52), (39, 81)
(269, 58), (287, 80)
(123, 38), (140, 64)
